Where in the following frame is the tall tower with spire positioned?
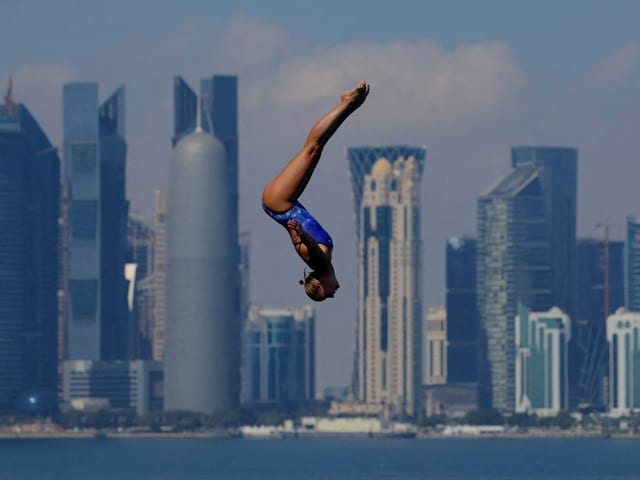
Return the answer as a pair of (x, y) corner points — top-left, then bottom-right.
(164, 78), (240, 414)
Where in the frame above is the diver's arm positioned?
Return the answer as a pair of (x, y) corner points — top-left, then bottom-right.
(287, 220), (330, 269)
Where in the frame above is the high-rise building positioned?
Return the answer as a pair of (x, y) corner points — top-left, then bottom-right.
(425, 306), (447, 385)
(607, 308), (640, 416)
(63, 83), (128, 361)
(347, 146), (426, 417)
(0, 85), (60, 413)
(152, 190), (167, 362)
(574, 238), (624, 409)
(446, 236), (478, 383)
(242, 306), (315, 403)
(515, 305), (570, 416)
(477, 146), (577, 412)
(164, 83), (240, 414)
(511, 147), (577, 321)
(625, 217), (640, 311)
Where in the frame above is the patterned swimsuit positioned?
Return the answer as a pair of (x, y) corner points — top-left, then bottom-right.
(262, 201), (333, 250)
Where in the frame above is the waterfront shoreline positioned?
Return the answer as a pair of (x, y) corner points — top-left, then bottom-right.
(0, 430), (636, 440)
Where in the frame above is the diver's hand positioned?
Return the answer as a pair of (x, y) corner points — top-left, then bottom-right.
(287, 219), (302, 234)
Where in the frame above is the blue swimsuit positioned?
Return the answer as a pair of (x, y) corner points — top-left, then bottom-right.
(262, 201), (334, 250)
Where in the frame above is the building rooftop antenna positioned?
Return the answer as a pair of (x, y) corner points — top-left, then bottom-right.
(195, 94), (203, 133)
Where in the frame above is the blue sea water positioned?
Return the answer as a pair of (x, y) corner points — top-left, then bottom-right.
(0, 437), (638, 479)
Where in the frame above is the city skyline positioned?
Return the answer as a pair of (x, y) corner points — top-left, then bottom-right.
(2, 1), (639, 391)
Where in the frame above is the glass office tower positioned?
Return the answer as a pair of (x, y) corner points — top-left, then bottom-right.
(347, 146), (426, 417)
(446, 236), (479, 383)
(513, 147), (578, 407)
(477, 147), (577, 412)
(63, 83), (128, 361)
(477, 164), (552, 411)
(0, 94), (60, 412)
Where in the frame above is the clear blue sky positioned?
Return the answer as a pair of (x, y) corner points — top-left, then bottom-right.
(3, 0), (639, 390)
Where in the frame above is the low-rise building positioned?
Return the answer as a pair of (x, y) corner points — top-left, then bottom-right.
(62, 360), (163, 415)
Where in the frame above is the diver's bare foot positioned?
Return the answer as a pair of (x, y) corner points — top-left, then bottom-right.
(341, 81), (370, 110)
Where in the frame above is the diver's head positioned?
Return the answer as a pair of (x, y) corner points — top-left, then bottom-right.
(299, 270), (339, 302)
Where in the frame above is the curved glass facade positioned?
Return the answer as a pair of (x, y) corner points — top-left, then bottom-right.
(477, 146), (577, 411)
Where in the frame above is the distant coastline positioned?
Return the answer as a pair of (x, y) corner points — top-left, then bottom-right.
(0, 429), (635, 440)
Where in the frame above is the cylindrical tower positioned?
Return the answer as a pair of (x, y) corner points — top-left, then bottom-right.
(164, 129), (239, 414)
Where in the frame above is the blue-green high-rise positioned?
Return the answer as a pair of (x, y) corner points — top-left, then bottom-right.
(0, 95), (59, 412)
(242, 306), (315, 403)
(515, 305), (570, 415)
(477, 146), (577, 411)
(446, 236), (479, 383)
(63, 83), (128, 361)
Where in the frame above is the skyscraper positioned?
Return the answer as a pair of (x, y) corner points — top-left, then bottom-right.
(347, 146), (426, 417)
(0, 85), (60, 412)
(515, 305), (570, 416)
(626, 216), (640, 311)
(446, 236), (479, 383)
(63, 83), (128, 361)
(574, 238), (624, 409)
(242, 306), (315, 403)
(164, 85), (240, 414)
(477, 146), (577, 412)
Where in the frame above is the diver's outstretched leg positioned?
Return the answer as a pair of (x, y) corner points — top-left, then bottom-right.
(262, 81), (370, 213)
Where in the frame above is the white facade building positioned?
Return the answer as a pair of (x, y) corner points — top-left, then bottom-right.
(515, 305), (570, 416)
(607, 308), (640, 416)
(348, 146), (426, 417)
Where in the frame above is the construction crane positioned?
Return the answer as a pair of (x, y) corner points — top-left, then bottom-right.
(588, 220), (623, 407)
(3, 75), (15, 115)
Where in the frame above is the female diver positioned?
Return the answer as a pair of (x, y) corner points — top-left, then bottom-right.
(261, 80), (370, 301)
